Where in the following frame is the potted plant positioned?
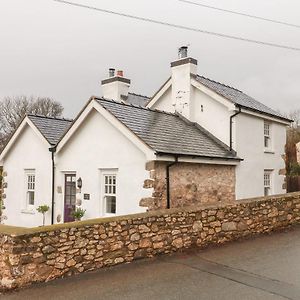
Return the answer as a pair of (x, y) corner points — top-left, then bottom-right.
(72, 208), (86, 221)
(36, 205), (50, 226)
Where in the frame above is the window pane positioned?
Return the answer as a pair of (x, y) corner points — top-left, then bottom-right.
(106, 196), (116, 214)
(264, 187), (270, 197)
(28, 191), (35, 205)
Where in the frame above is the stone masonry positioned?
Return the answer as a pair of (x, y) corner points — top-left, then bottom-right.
(141, 161), (235, 210)
(1, 192), (300, 292)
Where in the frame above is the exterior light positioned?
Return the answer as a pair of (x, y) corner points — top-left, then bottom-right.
(77, 177), (82, 189)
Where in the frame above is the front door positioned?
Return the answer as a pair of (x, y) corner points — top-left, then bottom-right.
(64, 174), (76, 222)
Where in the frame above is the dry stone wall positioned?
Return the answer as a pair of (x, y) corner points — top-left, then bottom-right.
(1, 192), (300, 292)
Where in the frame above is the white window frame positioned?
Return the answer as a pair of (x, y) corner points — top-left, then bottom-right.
(25, 169), (36, 210)
(100, 169), (118, 216)
(264, 121), (272, 151)
(264, 170), (273, 196)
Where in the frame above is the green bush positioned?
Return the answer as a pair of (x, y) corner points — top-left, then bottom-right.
(289, 163), (300, 176)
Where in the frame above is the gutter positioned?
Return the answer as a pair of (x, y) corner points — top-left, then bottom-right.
(166, 156), (178, 209)
(230, 107), (241, 151)
(49, 146), (56, 225)
(156, 152), (242, 161)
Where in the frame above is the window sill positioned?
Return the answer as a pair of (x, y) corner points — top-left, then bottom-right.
(264, 149), (275, 154)
(21, 209), (35, 215)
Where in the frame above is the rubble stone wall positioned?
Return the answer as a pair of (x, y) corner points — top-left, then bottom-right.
(1, 192), (300, 292)
(142, 161), (235, 210)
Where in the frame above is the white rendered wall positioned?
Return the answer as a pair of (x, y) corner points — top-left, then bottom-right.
(151, 87), (174, 112)
(102, 79), (130, 102)
(55, 109), (151, 223)
(151, 85), (232, 147)
(2, 125), (52, 227)
(191, 87), (232, 146)
(235, 113), (286, 199)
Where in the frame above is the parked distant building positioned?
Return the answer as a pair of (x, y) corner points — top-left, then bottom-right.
(0, 47), (291, 227)
(297, 142), (300, 164)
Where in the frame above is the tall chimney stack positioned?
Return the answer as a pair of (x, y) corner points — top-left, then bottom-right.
(170, 46), (198, 120)
(101, 68), (130, 102)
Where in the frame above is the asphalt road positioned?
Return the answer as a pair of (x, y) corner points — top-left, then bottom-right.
(3, 227), (300, 300)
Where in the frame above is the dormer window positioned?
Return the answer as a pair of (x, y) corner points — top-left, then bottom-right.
(264, 121), (271, 150)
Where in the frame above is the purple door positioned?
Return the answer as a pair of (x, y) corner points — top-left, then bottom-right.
(64, 174), (76, 222)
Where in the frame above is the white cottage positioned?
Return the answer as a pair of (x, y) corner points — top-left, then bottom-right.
(0, 47), (291, 227)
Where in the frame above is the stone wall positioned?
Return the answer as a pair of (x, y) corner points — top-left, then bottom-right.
(1, 192), (300, 292)
(141, 161), (235, 210)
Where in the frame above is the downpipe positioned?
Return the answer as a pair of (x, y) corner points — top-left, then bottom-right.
(49, 146), (56, 225)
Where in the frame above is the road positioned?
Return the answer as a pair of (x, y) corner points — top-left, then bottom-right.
(4, 227), (300, 300)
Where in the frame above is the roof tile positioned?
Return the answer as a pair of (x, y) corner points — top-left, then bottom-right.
(96, 98), (238, 160)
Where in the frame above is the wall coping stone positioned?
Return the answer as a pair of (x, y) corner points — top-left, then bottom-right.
(1, 192), (300, 237)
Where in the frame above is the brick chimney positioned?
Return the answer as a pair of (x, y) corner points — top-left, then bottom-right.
(101, 68), (130, 102)
(171, 46), (198, 120)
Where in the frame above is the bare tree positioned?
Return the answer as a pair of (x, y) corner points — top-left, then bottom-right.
(0, 96), (64, 149)
(288, 109), (300, 128)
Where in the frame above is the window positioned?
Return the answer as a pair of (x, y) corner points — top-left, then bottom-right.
(264, 170), (272, 196)
(103, 174), (117, 214)
(264, 121), (271, 149)
(25, 171), (35, 208)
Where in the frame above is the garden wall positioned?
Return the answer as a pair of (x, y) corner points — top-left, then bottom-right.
(1, 192), (300, 292)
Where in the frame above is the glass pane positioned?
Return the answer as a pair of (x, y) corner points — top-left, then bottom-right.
(28, 191), (35, 205)
(106, 196), (116, 214)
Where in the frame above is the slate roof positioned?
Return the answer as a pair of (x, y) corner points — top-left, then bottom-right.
(28, 114), (73, 145)
(123, 92), (150, 107)
(96, 98), (239, 160)
(195, 75), (290, 121)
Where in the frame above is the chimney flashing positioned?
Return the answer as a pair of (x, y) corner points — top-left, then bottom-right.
(170, 57), (198, 68)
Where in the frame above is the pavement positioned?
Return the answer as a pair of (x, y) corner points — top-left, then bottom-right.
(3, 227), (300, 300)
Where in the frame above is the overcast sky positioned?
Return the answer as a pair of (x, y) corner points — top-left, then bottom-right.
(0, 0), (299, 118)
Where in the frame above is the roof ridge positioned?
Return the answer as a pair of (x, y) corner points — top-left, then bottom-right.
(27, 114), (73, 122)
(197, 74), (242, 93)
(176, 113), (237, 157)
(94, 97), (177, 116)
(128, 92), (150, 99)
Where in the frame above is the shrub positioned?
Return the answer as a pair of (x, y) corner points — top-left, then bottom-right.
(72, 208), (86, 221)
(36, 205), (50, 226)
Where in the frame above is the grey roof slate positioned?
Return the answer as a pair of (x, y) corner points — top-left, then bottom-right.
(124, 92), (150, 107)
(196, 75), (290, 121)
(96, 98), (238, 160)
(28, 115), (72, 145)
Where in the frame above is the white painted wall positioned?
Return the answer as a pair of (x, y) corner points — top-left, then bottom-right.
(101, 78), (130, 102)
(151, 86), (174, 112)
(2, 125), (52, 227)
(55, 108), (151, 223)
(235, 113), (286, 199)
(192, 87), (232, 146)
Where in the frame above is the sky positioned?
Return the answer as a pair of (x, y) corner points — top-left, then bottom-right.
(0, 0), (299, 118)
